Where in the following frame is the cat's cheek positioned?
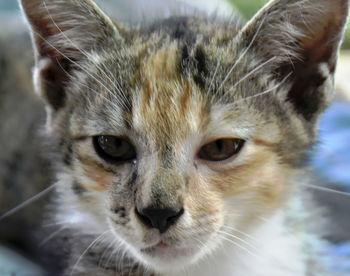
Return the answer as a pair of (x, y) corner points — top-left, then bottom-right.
(208, 149), (289, 210)
(71, 158), (118, 191)
(185, 171), (224, 227)
(82, 164), (116, 191)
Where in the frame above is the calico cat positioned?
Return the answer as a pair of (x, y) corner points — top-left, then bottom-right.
(17, 0), (349, 275)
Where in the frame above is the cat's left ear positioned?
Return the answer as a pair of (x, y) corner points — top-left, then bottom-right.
(20, 0), (124, 110)
(240, 0), (349, 121)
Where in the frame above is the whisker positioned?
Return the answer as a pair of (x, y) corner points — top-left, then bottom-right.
(218, 224), (260, 245)
(43, 219), (74, 228)
(70, 230), (111, 276)
(192, 236), (210, 252)
(215, 222), (290, 266)
(217, 233), (260, 259)
(39, 226), (66, 246)
(127, 258), (137, 276)
(301, 183), (350, 197)
(207, 58), (221, 94)
(98, 241), (114, 268)
(0, 182), (58, 221)
(233, 71), (292, 104)
(100, 237), (120, 270)
(226, 56), (277, 94)
(102, 249), (116, 271)
(42, 1), (130, 109)
(216, 16), (266, 93)
(217, 229), (259, 251)
(31, 29), (127, 111)
(55, 60), (122, 112)
(116, 245), (127, 273)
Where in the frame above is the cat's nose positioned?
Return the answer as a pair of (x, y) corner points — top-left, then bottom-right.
(135, 206), (184, 233)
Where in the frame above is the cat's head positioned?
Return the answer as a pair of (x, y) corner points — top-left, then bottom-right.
(21, 0), (348, 273)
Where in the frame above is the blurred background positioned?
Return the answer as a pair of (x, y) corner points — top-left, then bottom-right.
(0, 0), (349, 275)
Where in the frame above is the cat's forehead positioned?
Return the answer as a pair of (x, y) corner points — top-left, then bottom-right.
(75, 36), (266, 144)
(131, 42), (210, 146)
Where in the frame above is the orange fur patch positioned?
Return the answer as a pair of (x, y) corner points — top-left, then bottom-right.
(76, 154), (116, 191)
(208, 146), (289, 211)
(185, 170), (223, 223)
(132, 43), (209, 146)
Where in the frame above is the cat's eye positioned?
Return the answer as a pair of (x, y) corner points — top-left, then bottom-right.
(93, 135), (136, 163)
(198, 138), (245, 162)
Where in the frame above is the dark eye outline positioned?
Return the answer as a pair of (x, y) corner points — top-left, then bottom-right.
(93, 135), (136, 164)
(198, 138), (245, 162)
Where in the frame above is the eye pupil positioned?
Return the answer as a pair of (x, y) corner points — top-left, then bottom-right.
(216, 140), (224, 152)
(94, 135), (136, 163)
(198, 138), (244, 162)
(115, 139), (122, 147)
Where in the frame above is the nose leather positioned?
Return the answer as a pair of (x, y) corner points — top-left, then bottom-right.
(136, 206), (184, 233)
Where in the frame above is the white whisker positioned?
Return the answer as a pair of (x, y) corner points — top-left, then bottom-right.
(39, 226), (66, 246)
(31, 29), (126, 110)
(217, 233), (260, 259)
(217, 229), (259, 251)
(234, 71), (292, 104)
(302, 183), (350, 197)
(192, 236), (210, 252)
(207, 58), (221, 94)
(216, 16), (266, 93)
(42, 1), (130, 108)
(98, 242), (114, 268)
(0, 182), (58, 221)
(218, 224), (260, 244)
(70, 230), (111, 276)
(43, 220), (70, 228)
(100, 237), (119, 270)
(55, 60), (122, 111)
(226, 56), (277, 94)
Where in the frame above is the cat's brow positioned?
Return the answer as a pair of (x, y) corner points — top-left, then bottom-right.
(207, 58), (221, 95)
(233, 71), (292, 104)
(226, 56), (277, 94)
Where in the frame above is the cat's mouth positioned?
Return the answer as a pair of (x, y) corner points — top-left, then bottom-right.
(140, 241), (196, 259)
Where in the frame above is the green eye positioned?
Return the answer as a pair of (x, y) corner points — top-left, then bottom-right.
(93, 135), (136, 163)
(198, 139), (245, 162)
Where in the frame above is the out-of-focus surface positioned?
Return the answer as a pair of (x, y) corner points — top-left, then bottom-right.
(0, 0), (349, 275)
(0, 245), (45, 276)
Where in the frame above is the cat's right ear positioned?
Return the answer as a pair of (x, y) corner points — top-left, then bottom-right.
(20, 0), (123, 110)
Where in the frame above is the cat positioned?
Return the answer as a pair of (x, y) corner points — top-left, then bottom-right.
(16, 0), (349, 275)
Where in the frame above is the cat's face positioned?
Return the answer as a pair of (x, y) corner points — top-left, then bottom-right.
(21, 0), (348, 272)
(62, 38), (293, 269)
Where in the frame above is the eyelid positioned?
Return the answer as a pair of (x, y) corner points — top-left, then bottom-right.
(92, 135), (137, 164)
(198, 137), (245, 149)
(72, 135), (89, 142)
(196, 138), (247, 165)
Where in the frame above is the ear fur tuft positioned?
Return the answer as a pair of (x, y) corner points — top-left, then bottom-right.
(20, 0), (122, 110)
(241, 0), (349, 120)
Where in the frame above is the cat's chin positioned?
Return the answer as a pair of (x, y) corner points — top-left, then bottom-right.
(138, 242), (203, 272)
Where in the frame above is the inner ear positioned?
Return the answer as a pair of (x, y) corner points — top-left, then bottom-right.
(21, 0), (123, 111)
(240, 0), (348, 121)
(280, 15), (344, 121)
(36, 57), (71, 110)
(278, 59), (330, 121)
